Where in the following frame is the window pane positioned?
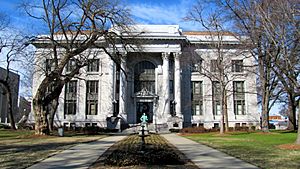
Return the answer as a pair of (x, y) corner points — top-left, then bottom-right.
(87, 59), (99, 72)
(66, 60), (76, 72)
(216, 104), (221, 115)
(211, 60), (218, 72)
(195, 104), (200, 115)
(232, 60), (243, 72)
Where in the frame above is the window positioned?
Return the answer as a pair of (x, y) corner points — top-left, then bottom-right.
(232, 60), (243, 72)
(169, 80), (174, 94)
(210, 60), (218, 72)
(192, 102), (203, 115)
(70, 123), (76, 130)
(46, 82), (55, 94)
(235, 123), (241, 127)
(169, 58), (174, 74)
(212, 81), (221, 115)
(191, 81), (203, 116)
(45, 59), (55, 73)
(214, 123), (219, 128)
(66, 59), (76, 72)
(86, 81), (98, 115)
(233, 81), (245, 115)
(170, 101), (175, 116)
(87, 59), (99, 72)
(134, 61), (155, 93)
(64, 81), (77, 115)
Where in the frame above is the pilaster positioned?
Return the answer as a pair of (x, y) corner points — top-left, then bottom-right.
(174, 52), (182, 118)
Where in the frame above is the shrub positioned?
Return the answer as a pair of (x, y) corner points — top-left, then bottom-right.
(83, 126), (100, 135)
(0, 123), (11, 129)
(180, 126), (208, 133)
(234, 126), (249, 131)
(169, 128), (180, 133)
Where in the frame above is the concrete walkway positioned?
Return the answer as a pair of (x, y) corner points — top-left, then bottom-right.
(27, 135), (126, 169)
(162, 134), (259, 169)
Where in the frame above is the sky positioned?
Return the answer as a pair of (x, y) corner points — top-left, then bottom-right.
(0, 0), (202, 35)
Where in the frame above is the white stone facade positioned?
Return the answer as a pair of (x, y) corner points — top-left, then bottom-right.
(32, 25), (259, 131)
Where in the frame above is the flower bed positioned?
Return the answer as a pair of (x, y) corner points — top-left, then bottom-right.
(90, 134), (198, 168)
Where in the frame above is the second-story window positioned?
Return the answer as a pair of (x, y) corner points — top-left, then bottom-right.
(210, 60), (218, 72)
(66, 59), (76, 72)
(232, 60), (243, 72)
(87, 59), (100, 72)
(45, 59), (55, 74)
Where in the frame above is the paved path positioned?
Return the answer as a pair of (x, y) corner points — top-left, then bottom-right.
(162, 134), (259, 169)
(27, 135), (126, 169)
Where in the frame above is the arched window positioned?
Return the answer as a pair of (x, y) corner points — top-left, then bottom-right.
(134, 61), (155, 93)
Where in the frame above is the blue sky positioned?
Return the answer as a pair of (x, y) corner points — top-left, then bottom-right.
(0, 0), (201, 35)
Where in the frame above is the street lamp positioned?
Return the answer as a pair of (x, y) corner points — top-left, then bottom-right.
(112, 100), (118, 116)
(172, 100), (177, 117)
(153, 96), (159, 133)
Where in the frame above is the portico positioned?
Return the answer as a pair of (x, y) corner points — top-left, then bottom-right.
(116, 50), (184, 130)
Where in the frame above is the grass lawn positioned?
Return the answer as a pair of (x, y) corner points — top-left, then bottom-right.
(182, 131), (300, 169)
(0, 129), (106, 169)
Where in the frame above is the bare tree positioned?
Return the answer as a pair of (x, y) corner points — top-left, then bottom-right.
(23, 0), (138, 135)
(258, 0), (300, 130)
(201, 0), (300, 142)
(0, 33), (31, 129)
(184, 1), (256, 134)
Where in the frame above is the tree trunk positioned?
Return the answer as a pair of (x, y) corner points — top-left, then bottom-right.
(259, 54), (269, 132)
(261, 97), (269, 132)
(220, 89), (224, 134)
(33, 91), (50, 135)
(49, 98), (59, 132)
(295, 101), (300, 144)
(287, 94), (296, 130)
(223, 94), (229, 132)
(7, 87), (16, 130)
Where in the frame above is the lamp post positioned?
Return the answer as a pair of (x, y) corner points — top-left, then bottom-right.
(153, 96), (158, 133)
(172, 100), (177, 117)
(112, 100), (118, 116)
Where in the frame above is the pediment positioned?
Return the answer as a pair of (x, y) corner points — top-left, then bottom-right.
(134, 88), (157, 98)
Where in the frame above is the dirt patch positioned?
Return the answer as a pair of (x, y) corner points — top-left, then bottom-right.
(278, 144), (300, 150)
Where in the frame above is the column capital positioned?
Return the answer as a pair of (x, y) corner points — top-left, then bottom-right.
(161, 52), (170, 60)
(173, 52), (182, 59)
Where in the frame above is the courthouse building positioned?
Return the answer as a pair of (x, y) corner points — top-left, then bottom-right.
(32, 25), (259, 131)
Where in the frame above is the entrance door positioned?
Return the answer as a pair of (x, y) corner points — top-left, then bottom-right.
(136, 102), (153, 123)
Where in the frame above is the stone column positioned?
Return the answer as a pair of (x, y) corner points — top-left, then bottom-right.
(162, 52), (170, 115)
(174, 52), (182, 118)
(119, 53), (127, 121)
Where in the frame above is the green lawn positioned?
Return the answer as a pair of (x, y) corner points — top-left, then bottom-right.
(0, 129), (106, 169)
(182, 131), (300, 169)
